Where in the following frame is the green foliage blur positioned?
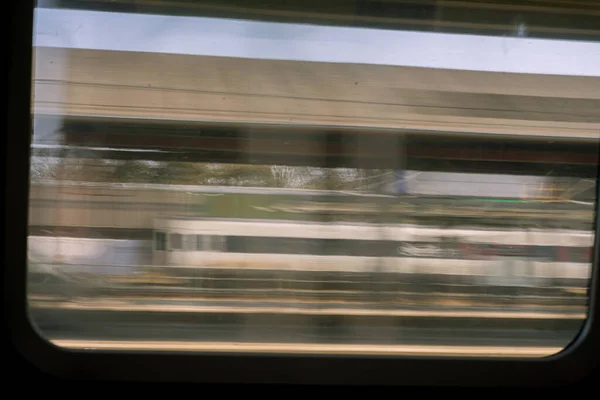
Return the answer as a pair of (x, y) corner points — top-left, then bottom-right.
(30, 156), (393, 191)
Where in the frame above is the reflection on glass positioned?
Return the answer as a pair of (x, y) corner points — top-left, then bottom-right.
(27, 3), (599, 357)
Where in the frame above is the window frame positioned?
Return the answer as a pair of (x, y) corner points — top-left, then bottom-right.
(7, 0), (600, 386)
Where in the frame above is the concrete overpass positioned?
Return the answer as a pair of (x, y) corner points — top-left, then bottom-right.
(31, 46), (600, 175)
(33, 46), (600, 138)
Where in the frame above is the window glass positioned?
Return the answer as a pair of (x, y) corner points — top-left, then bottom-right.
(155, 232), (166, 251)
(27, 1), (599, 358)
(170, 234), (183, 250)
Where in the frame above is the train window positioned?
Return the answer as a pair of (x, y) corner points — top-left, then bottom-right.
(196, 235), (204, 251)
(204, 235), (214, 251)
(13, 0), (600, 387)
(211, 236), (227, 252)
(182, 235), (196, 251)
(155, 232), (166, 251)
(170, 233), (182, 250)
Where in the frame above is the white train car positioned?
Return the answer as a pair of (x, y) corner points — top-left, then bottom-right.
(152, 216), (595, 285)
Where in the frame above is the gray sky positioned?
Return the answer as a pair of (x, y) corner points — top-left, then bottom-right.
(34, 8), (600, 77)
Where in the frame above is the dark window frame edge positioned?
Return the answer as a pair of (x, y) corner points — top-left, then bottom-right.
(7, 0), (600, 386)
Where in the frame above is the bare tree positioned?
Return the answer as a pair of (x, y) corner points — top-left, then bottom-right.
(269, 165), (315, 188)
(30, 156), (58, 181)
